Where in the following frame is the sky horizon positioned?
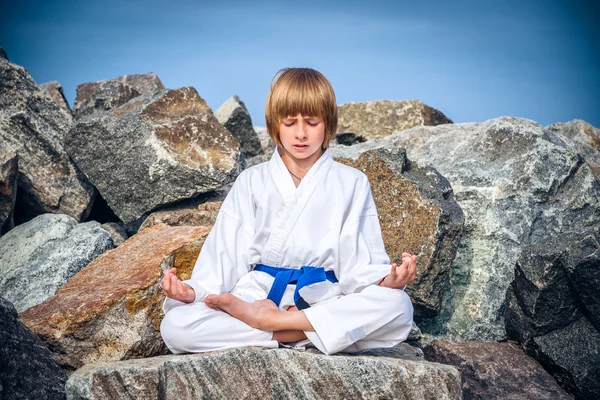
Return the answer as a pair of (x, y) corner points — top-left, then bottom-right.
(2, 0), (599, 128)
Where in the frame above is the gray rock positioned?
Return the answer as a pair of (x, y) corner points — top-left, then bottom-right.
(0, 297), (67, 400)
(215, 95), (263, 158)
(0, 47), (7, 60)
(424, 340), (572, 400)
(338, 100), (453, 139)
(73, 72), (164, 118)
(254, 125), (275, 153)
(331, 144), (464, 320)
(66, 86), (242, 224)
(74, 80), (139, 119)
(0, 152), (18, 234)
(0, 213), (113, 312)
(0, 55), (96, 223)
(546, 119), (600, 177)
(40, 80), (74, 117)
(388, 116), (600, 340)
(505, 225), (600, 399)
(100, 221), (128, 247)
(66, 347), (461, 400)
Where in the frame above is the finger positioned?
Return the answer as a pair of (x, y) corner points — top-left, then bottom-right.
(170, 275), (179, 297)
(390, 263), (397, 277)
(397, 259), (410, 280)
(162, 273), (171, 293)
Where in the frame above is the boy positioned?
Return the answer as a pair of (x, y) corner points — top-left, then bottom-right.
(160, 68), (416, 355)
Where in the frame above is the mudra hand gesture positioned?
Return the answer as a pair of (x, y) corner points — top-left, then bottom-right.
(379, 252), (417, 289)
(161, 268), (196, 303)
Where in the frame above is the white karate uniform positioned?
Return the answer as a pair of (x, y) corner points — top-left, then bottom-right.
(160, 147), (414, 355)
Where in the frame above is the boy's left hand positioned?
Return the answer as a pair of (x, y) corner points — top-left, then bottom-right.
(379, 252), (417, 289)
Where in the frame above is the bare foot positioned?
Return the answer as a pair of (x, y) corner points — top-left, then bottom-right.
(204, 293), (281, 330)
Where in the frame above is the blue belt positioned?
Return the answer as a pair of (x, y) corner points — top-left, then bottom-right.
(253, 264), (338, 310)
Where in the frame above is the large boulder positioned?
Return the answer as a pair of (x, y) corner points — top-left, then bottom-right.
(73, 72), (164, 118)
(65, 347), (461, 399)
(337, 100), (452, 140)
(424, 340), (571, 399)
(330, 144), (464, 320)
(40, 80), (74, 117)
(1, 297), (67, 400)
(0, 50), (96, 224)
(546, 119), (600, 176)
(505, 225), (600, 399)
(0, 152), (18, 234)
(388, 116), (600, 340)
(0, 213), (113, 312)
(20, 223), (211, 371)
(66, 86), (242, 224)
(215, 95), (263, 158)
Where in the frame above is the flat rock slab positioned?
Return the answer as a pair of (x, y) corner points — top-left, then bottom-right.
(20, 223), (211, 371)
(424, 340), (571, 400)
(66, 347), (461, 400)
(337, 100), (452, 139)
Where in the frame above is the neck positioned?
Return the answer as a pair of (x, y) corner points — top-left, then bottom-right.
(279, 147), (324, 179)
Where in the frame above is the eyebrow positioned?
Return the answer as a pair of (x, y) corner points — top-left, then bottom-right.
(284, 116), (320, 120)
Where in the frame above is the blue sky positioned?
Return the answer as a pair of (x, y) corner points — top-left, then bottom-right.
(2, 0), (599, 128)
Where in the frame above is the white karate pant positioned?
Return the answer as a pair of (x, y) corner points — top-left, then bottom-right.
(161, 284), (413, 356)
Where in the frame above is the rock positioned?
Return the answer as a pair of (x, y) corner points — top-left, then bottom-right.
(0, 213), (113, 312)
(139, 197), (223, 230)
(338, 100), (452, 140)
(423, 340), (571, 399)
(20, 224), (211, 371)
(74, 80), (140, 119)
(0, 152), (18, 234)
(505, 225), (600, 399)
(65, 347), (461, 399)
(0, 54), (96, 224)
(388, 116), (600, 340)
(66, 86), (242, 224)
(100, 222), (128, 247)
(546, 119), (600, 176)
(254, 125), (275, 153)
(335, 132), (366, 146)
(73, 72), (164, 118)
(0, 47), (7, 60)
(330, 144), (464, 320)
(40, 80), (74, 117)
(0, 297), (67, 400)
(215, 95), (263, 158)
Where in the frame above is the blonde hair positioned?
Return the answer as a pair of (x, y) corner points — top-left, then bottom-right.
(265, 68), (338, 150)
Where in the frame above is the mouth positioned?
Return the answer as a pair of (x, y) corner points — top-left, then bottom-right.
(293, 145), (309, 150)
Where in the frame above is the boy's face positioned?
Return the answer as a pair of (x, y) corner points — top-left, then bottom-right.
(279, 113), (326, 163)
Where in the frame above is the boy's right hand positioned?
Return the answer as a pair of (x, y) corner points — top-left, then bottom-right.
(161, 268), (196, 303)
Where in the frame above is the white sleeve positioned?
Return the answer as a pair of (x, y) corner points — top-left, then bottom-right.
(337, 179), (392, 295)
(163, 171), (255, 313)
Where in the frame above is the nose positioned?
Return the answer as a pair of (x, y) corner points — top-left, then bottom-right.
(296, 121), (308, 139)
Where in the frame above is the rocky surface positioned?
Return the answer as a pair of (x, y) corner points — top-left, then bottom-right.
(424, 340), (572, 399)
(215, 95), (263, 158)
(139, 197), (223, 230)
(66, 347), (461, 400)
(505, 225), (600, 399)
(546, 119), (600, 176)
(337, 100), (452, 139)
(254, 125), (275, 152)
(0, 51), (96, 224)
(20, 224), (211, 371)
(330, 145), (464, 320)
(66, 86), (242, 224)
(388, 116), (600, 340)
(1, 297), (67, 400)
(0, 213), (113, 312)
(100, 221), (129, 246)
(0, 152), (18, 234)
(73, 72), (164, 118)
(40, 80), (74, 117)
